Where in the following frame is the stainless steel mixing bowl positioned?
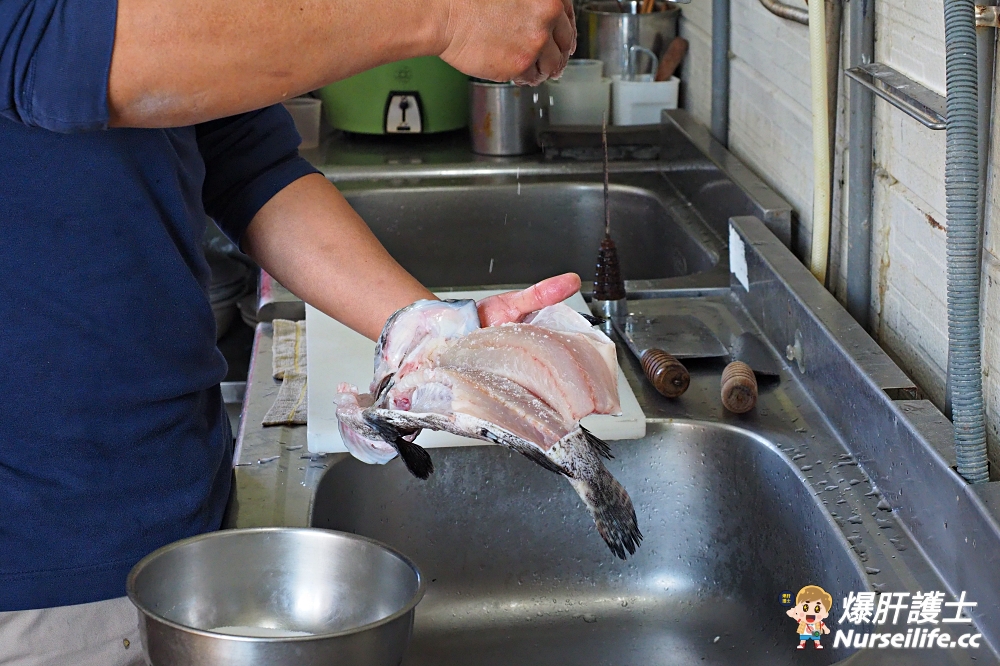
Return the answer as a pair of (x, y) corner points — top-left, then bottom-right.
(127, 527), (424, 666)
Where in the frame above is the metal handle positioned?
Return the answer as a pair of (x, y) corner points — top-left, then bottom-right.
(845, 63), (946, 130)
(627, 45), (660, 81)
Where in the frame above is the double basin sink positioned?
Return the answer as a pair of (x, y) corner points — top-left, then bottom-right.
(304, 127), (872, 665)
(236, 116), (990, 664)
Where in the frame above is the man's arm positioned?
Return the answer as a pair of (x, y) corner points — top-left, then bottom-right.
(242, 174), (433, 339)
(242, 174), (582, 339)
(109, 0), (575, 128)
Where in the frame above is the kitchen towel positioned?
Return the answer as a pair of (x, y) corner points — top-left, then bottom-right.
(262, 319), (308, 426)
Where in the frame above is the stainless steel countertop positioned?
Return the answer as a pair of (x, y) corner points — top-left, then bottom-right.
(228, 292), (992, 666)
(226, 220), (1000, 661)
(223, 323), (317, 528)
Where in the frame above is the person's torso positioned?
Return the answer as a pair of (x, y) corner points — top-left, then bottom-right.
(0, 119), (233, 610)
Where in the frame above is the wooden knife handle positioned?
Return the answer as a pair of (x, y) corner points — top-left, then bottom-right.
(656, 37), (689, 82)
(721, 361), (758, 413)
(640, 349), (690, 398)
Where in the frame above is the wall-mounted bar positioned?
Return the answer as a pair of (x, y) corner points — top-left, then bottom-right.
(845, 63), (947, 129)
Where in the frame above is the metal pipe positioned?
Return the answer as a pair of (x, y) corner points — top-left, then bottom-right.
(711, 0), (731, 145)
(943, 0), (989, 483)
(977, 7), (995, 265)
(756, 0), (808, 24)
(845, 0), (875, 328)
(825, 0), (843, 162)
(823, 0), (843, 289)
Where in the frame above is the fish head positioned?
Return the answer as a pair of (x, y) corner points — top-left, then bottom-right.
(371, 299), (479, 393)
(334, 384), (398, 464)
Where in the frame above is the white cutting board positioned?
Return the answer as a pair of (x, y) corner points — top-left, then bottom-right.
(306, 291), (646, 454)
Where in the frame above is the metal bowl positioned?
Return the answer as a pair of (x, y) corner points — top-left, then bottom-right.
(127, 528), (424, 666)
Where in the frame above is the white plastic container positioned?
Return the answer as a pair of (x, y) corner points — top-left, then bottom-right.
(281, 97), (323, 149)
(559, 59), (605, 82)
(546, 77), (612, 126)
(611, 76), (679, 126)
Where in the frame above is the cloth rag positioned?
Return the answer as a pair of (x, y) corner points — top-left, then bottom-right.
(262, 319), (308, 426)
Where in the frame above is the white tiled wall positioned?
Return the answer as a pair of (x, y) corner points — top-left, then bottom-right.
(677, 0), (1000, 468)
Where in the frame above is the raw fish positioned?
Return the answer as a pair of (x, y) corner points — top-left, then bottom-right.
(335, 299), (642, 559)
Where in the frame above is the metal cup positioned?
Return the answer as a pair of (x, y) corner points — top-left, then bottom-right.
(469, 81), (538, 156)
(578, 2), (680, 79)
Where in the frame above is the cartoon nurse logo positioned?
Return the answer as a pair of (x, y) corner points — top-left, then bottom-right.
(787, 585), (833, 649)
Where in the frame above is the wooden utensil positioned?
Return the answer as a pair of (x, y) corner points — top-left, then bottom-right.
(611, 314), (727, 399)
(656, 36), (689, 81)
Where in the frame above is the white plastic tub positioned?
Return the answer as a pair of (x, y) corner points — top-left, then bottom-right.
(611, 76), (679, 126)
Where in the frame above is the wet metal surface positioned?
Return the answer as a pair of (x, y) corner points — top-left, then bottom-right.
(340, 177), (722, 294)
(312, 421), (867, 665)
(228, 123), (999, 664)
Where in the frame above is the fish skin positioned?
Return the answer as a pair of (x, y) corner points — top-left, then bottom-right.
(335, 300), (642, 558)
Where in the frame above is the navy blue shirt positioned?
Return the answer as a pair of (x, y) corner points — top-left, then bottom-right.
(0, 0), (318, 610)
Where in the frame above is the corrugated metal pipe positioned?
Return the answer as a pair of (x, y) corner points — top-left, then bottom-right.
(944, 0), (989, 482)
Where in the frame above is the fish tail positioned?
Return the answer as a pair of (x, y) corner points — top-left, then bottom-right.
(392, 436), (435, 479)
(567, 459), (642, 559)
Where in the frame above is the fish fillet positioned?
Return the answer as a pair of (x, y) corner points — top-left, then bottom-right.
(335, 299), (642, 559)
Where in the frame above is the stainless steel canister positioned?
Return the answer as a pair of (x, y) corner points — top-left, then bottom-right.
(579, 2), (680, 79)
(469, 81), (538, 156)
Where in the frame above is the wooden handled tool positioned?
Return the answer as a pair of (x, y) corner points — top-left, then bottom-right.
(612, 314), (726, 400)
(656, 37), (689, 81)
(720, 361), (758, 413)
(640, 349), (691, 398)
(719, 333), (779, 413)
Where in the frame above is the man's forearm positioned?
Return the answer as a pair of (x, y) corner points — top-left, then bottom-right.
(108, 0), (574, 128)
(241, 173), (434, 340)
(109, 0), (444, 128)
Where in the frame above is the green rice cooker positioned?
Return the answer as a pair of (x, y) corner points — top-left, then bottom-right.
(319, 56), (468, 134)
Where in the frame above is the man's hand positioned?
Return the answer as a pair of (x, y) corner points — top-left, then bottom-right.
(477, 273), (582, 327)
(439, 0), (576, 85)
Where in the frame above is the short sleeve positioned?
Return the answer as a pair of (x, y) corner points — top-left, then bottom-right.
(0, 0), (117, 132)
(197, 104), (320, 247)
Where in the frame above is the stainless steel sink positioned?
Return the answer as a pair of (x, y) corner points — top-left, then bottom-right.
(312, 420), (867, 665)
(341, 177), (723, 293)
